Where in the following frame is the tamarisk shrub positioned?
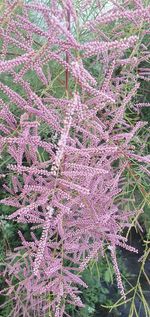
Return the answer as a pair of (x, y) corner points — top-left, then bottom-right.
(0, 0), (150, 316)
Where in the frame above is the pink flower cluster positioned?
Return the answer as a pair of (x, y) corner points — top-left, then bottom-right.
(0, 0), (149, 316)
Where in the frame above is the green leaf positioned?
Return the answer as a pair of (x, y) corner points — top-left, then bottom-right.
(104, 269), (112, 284)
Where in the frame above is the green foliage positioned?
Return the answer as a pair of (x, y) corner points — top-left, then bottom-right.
(66, 251), (128, 317)
(104, 239), (150, 317)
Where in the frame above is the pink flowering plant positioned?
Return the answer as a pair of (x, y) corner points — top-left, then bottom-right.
(0, 0), (150, 316)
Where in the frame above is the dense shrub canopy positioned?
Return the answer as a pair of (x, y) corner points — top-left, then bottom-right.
(0, 1), (149, 316)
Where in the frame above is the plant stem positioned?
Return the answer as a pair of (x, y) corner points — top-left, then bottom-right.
(65, 9), (70, 98)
